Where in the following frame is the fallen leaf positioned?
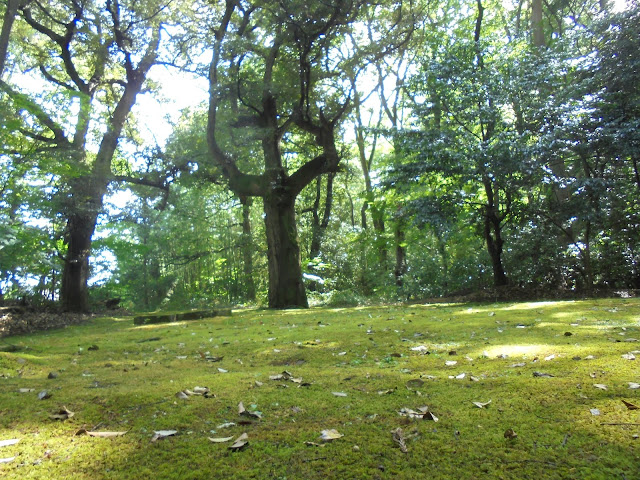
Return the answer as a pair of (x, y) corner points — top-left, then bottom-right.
(216, 422), (236, 429)
(621, 353), (636, 360)
(544, 354), (556, 361)
(151, 430), (177, 442)
(410, 345), (429, 353)
(0, 457), (15, 464)
(208, 436), (234, 443)
(455, 373), (466, 379)
(504, 428), (518, 440)
(629, 383), (640, 389)
(18, 388), (34, 393)
(392, 427), (408, 453)
(38, 390), (52, 400)
(533, 372), (554, 378)
(332, 392), (348, 397)
(0, 439), (19, 447)
(590, 408), (601, 416)
(206, 356), (224, 362)
(406, 379), (424, 389)
(49, 406), (74, 421)
(472, 400), (492, 409)
(622, 400), (639, 410)
(229, 433), (249, 451)
(378, 388), (396, 395)
(304, 441), (325, 447)
(445, 360), (457, 366)
(175, 391), (190, 400)
(320, 429), (343, 442)
(593, 384), (608, 390)
(510, 363), (526, 368)
(86, 431), (128, 438)
(238, 402), (262, 419)
(217, 368), (228, 373)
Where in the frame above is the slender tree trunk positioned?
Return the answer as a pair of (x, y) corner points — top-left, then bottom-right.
(240, 196), (256, 301)
(531, 0), (545, 48)
(483, 178), (508, 287)
(263, 194), (308, 308)
(394, 219), (407, 287)
(0, 0), (27, 78)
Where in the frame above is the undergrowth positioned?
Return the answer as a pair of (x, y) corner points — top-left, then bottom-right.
(1, 298), (639, 479)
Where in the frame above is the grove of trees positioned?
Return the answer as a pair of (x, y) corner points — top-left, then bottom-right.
(1, 0), (638, 312)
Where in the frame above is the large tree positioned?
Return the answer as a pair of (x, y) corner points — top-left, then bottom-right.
(206, 0), (412, 308)
(0, 0), (183, 311)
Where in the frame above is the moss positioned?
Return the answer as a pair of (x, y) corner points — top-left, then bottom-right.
(1, 299), (639, 478)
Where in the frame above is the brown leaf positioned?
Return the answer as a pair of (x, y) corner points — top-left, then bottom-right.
(392, 427), (408, 453)
(238, 402), (262, 419)
(320, 429), (343, 442)
(229, 433), (249, 451)
(622, 400), (640, 410)
(504, 428), (518, 440)
(49, 406), (74, 421)
(86, 431), (128, 438)
(151, 430), (177, 442)
(208, 436), (234, 443)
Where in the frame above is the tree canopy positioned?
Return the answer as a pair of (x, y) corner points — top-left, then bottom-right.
(1, 0), (638, 311)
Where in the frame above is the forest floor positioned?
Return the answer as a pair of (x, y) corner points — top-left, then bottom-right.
(1, 298), (639, 479)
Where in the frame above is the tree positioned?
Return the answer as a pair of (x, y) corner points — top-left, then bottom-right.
(0, 0), (182, 311)
(205, 0), (412, 308)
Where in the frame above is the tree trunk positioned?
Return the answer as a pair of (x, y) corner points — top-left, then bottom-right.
(240, 196), (256, 301)
(394, 219), (407, 287)
(484, 208), (508, 287)
(263, 194), (308, 309)
(61, 209), (97, 312)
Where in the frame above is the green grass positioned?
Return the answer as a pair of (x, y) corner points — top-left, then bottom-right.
(1, 298), (640, 479)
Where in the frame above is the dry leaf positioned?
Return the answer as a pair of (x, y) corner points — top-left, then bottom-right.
(406, 379), (424, 389)
(544, 354), (556, 361)
(392, 428), (408, 453)
(410, 346), (429, 353)
(216, 422), (236, 429)
(504, 428), (518, 440)
(0, 439), (19, 447)
(593, 384), (608, 390)
(445, 360), (457, 366)
(38, 390), (52, 400)
(49, 406), (74, 421)
(590, 408), (601, 416)
(510, 363), (526, 368)
(622, 400), (639, 410)
(0, 457), (15, 464)
(304, 441), (325, 447)
(320, 429), (343, 442)
(151, 430), (177, 442)
(332, 392), (347, 397)
(628, 383), (640, 389)
(18, 388), (34, 393)
(455, 373), (466, 379)
(533, 372), (554, 378)
(621, 353), (636, 360)
(86, 431), (128, 438)
(238, 402), (262, 419)
(175, 391), (190, 400)
(208, 436), (234, 443)
(229, 433), (249, 451)
(472, 400), (492, 408)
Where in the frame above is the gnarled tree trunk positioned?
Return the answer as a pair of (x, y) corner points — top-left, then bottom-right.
(263, 193), (308, 308)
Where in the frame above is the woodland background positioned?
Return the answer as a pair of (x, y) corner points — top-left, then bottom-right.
(0, 0), (638, 312)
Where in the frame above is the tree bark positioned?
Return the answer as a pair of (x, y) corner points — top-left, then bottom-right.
(263, 193), (308, 308)
(240, 196), (256, 301)
(394, 219), (407, 287)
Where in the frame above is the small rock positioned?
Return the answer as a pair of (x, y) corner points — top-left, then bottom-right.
(47, 372), (59, 379)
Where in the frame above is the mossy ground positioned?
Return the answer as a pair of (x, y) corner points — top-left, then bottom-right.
(1, 298), (639, 479)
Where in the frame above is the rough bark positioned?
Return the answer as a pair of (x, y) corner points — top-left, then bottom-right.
(240, 196), (256, 301)
(263, 193), (308, 308)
